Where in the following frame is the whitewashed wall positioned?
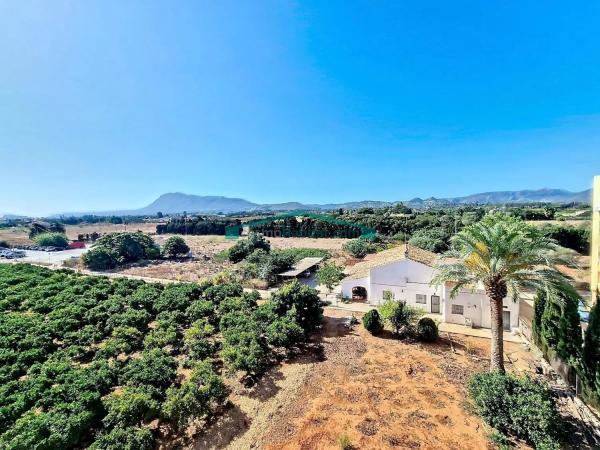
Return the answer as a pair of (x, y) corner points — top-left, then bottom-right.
(442, 286), (520, 329)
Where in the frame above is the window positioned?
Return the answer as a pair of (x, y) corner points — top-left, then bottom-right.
(451, 304), (464, 315)
(416, 294), (427, 304)
(382, 290), (395, 301)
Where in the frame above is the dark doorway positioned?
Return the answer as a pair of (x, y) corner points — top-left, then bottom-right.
(352, 286), (368, 302)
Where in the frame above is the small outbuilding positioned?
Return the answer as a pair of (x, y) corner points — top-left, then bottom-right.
(278, 257), (324, 280)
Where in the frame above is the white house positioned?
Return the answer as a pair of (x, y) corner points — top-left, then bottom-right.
(341, 244), (520, 331)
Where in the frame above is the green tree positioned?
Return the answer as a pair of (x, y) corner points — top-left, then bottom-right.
(90, 426), (154, 450)
(342, 239), (376, 258)
(432, 214), (576, 373)
(161, 236), (190, 259)
(270, 280), (322, 333)
(33, 232), (69, 248)
(317, 263), (345, 292)
(583, 300), (600, 388)
(102, 387), (159, 428)
(82, 247), (118, 270)
(162, 360), (227, 430)
(408, 227), (449, 253)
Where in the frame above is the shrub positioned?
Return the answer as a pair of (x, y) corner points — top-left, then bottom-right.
(33, 232), (69, 248)
(469, 372), (561, 450)
(143, 323), (178, 349)
(119, 349), (177, 399)
(583, 300), (600, 398)
(162, 360), (227, 430)
(183, 319), (216, 360)
(0, 240), (8, 248)
(416, 317), (438, 342)
(379, 300), (422, 337)
(90, 426), (154, 450)
(265, 310), (304, 348)
(362, 309), (383, 334)
(102, 387), (159, 428)
(161, 236), (190, 259)
(343, 239), (376, 258)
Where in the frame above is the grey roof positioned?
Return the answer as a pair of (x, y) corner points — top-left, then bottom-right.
(278, 257), (324, 277)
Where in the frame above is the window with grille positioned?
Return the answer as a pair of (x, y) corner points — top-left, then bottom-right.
(451, 304), (464, 315)
(416, 294), (427, 304)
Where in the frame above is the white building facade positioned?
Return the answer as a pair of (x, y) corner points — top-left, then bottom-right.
(341, 256), (520, 330)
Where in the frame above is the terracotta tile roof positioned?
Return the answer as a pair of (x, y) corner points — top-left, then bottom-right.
(343, 244), (437, 280)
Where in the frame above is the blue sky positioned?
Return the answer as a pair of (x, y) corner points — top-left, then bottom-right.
(1, 1), (600, 216)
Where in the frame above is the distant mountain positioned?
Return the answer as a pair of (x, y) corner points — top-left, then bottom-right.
(51, 188), (592, 217)
(0, 213), (28, 221)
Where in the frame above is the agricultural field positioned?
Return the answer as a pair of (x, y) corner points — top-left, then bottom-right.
(109, 235), (349, 284)
(0, 264), (321, 449)
(65, 223), (158, 240)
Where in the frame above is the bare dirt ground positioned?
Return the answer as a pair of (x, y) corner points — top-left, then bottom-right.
(0, 226), (31, 245)
(193, 308), (597, 450)
(65, 222), (158, 239)
(195, 309), (498, 450)
(114, 235), (349, 283)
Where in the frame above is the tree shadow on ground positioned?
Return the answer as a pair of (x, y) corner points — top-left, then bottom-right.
(193, 402), (250, 450)
(246, 368), (286, 401)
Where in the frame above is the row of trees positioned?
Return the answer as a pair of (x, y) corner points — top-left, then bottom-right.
(0, 264), (324, 448)
(249, 216), (364, 239)
(156, 217), (241, 235)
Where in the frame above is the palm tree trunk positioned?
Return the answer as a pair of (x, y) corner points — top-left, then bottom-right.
(489, 296), (505, 373)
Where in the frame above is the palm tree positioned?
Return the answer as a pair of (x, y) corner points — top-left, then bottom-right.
(432, 214), (576, 373)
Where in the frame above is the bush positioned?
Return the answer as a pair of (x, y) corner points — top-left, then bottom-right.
(362, 309), (383, 334)
(265, 311), (304, 348)
(162, 360), (227, 430)
(82, 247), (118, 270)
(102, 387), (159, 428)
(469, 372), (561, 450)
(0, 240), (8, 248)
(343, 239), (377, 258)
(33, 232), (69, 248)
(183, 319), (216, 360)
(90, 426), (154, 450)
(119, 349), (177, 399)
(416, 317), (438, 342)
(379, 300), (422, 337)
(161, 236), (190, 259)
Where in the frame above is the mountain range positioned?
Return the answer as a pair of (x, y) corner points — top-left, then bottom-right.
(47, 188), (592, 217)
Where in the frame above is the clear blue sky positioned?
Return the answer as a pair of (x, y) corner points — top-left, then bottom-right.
(1, 1), (600, 216)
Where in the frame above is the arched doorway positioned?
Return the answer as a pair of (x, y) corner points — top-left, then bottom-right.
(352, 286), (368, 302)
